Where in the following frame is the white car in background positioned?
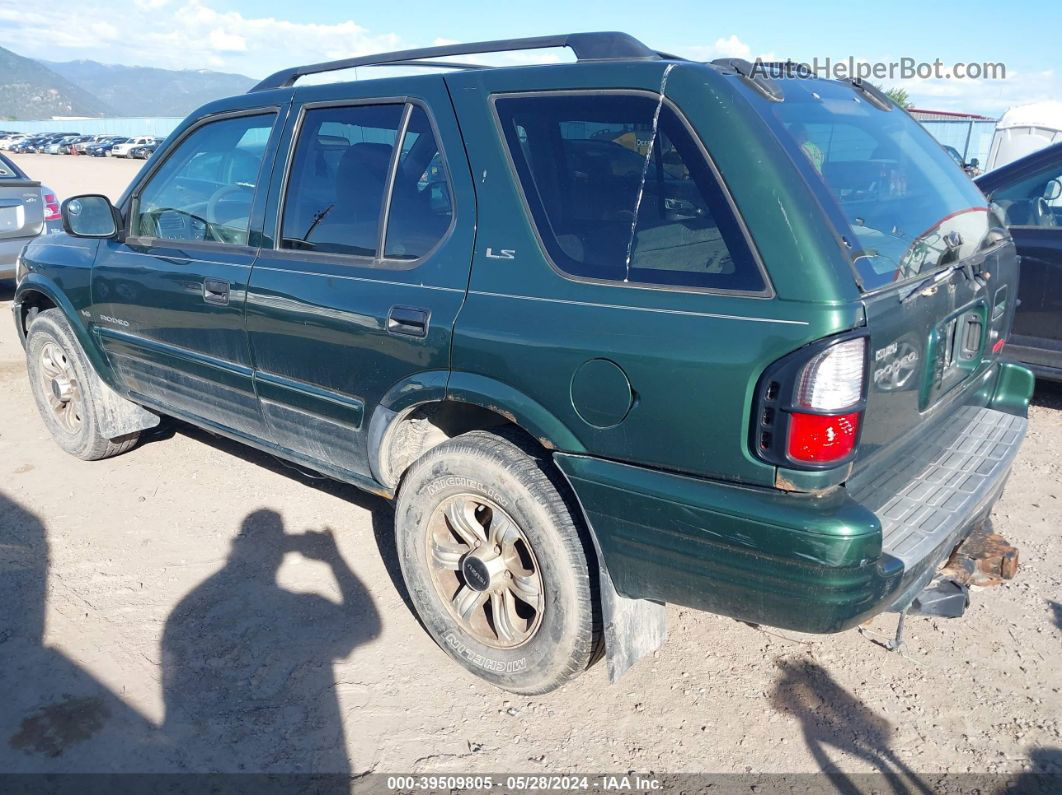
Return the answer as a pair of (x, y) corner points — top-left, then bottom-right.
(111, 136), (156, 158)
(0, 135), (29, 150)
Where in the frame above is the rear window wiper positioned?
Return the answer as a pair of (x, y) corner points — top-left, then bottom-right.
(844, 78), (894, 111)
(899, 266), (955, 303)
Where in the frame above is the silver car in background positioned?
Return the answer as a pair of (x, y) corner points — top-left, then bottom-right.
(0, 153), (60, 280)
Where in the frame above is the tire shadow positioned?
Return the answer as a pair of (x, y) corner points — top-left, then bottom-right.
(1031, 378), (1062, 410)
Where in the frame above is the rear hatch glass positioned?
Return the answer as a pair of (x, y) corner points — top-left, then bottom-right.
(0, 153), (25, 180)
(770, 80), (992, 289)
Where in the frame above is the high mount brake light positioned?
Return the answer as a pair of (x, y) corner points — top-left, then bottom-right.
(752, 335), (868, 469)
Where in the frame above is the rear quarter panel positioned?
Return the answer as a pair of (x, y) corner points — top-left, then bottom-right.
(444, 63), (863, 486)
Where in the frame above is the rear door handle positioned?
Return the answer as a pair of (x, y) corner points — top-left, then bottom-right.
(203, 278), (230, 306)
(387, 306), (429, 337)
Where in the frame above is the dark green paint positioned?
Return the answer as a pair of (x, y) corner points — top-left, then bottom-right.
(990, 361), (1036, 416)
(570, 358), (633, 428)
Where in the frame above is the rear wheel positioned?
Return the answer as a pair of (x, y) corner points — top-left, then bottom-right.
(395, 430), (598, 693)
(26, 309), (139, 460)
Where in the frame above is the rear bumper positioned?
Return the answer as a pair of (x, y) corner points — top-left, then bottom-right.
(0, 237), (30, 277)
(556, 368), (1032, 634)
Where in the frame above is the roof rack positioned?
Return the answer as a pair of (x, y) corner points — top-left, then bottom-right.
(711, 58), (784, 101)
(250, 32), (666, 92)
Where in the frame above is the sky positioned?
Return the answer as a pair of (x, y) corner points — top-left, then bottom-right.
(0, 0), (1058, 116)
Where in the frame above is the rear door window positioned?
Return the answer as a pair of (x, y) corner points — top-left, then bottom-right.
(280, 102), (453, 262)
(281, 104), (403, 258)
(494, 92), (765, 292)
(383, 106), (453, 260)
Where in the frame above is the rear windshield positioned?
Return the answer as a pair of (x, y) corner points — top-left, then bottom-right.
(0, 153), (23, 179)
(771, 80), (990, 291)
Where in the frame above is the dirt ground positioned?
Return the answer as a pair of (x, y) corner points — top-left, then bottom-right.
(1, 152), (1061, 783)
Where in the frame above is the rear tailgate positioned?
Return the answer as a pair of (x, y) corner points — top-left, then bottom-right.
(855, 235), (1020, 476)
(0, 154), (43, 241)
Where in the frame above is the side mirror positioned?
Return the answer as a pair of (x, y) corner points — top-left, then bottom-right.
(61, 195), (120, 239)
(1044, 178), (1062, 201)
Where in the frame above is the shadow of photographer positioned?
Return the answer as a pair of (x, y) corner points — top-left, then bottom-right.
(2, 493), (381, 778)
(771, 657), (933, 795)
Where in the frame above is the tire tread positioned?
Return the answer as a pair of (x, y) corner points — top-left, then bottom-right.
(397, 428), (601, 693)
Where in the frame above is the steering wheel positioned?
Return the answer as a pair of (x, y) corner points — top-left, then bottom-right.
(1034, 196), (1057, 227)
(206, 184), (253, 228)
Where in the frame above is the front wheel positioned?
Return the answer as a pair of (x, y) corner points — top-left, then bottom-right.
(26, 309), (139, 460)
(395, 430), (599, 694)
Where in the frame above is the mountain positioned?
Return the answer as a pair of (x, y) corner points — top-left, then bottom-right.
(0, 45), (112, 120)
(41, 59), (256, 117)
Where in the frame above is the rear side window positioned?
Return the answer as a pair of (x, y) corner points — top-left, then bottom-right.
(133, 113), (275, 246)
(0, 153), (22, 179)
(494, 92), (764, 292)
(281, 103), (453, 261)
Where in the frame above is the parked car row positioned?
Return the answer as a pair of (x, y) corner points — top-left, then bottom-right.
(0, 132), (162, 159)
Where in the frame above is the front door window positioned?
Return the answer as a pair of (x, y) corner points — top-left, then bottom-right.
(132, 114), (276, 246)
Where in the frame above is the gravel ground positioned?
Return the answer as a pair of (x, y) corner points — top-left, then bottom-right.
(1, 153), (1060, 782)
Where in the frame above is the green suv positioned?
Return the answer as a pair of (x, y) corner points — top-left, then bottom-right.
(12, 33), (1034, 694)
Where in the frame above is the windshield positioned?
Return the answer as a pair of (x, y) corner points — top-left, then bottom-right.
(771, 80), (989, 291)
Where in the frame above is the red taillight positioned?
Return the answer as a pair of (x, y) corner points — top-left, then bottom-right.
(43, 191), (60, 222)
(753, 336), (868, 469)
(787, 411), (861, 463)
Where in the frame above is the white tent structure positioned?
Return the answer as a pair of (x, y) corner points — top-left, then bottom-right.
(985, 101), (1062, 171)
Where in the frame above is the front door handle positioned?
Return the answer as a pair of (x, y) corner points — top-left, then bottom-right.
(387, 306), (429, 337)
(203, 278), (230, 306)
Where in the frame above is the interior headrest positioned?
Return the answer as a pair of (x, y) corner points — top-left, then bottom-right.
(334, 142), (394, 217)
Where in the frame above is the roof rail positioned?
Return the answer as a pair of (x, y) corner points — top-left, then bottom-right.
(711, 58), (784, 102)
(250, 31), (662, 92)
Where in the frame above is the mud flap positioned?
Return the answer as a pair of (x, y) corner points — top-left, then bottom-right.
(600, 568), (667, 682)
(86, 364), (160, 440)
